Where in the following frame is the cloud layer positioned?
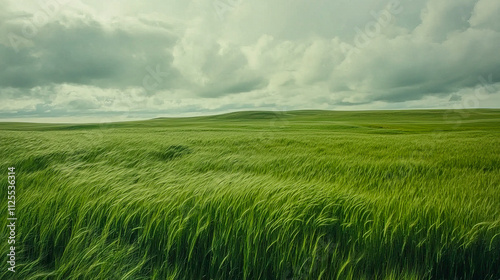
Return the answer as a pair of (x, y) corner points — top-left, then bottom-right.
(1, 0), (499, 121)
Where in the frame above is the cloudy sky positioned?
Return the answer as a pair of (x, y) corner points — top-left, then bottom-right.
(1, 0), (499, 122)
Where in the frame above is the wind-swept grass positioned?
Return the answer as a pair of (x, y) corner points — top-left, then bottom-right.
(1, 109), (499, 279)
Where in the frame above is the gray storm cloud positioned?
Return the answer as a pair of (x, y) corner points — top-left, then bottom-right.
(0, 0), (499, 121)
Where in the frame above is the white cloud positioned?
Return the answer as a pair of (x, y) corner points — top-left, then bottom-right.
(0, 0), (499, 121)
(469, 0), (500, 32)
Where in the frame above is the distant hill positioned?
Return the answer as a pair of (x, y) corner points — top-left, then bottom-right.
(1, 109), (499, 133)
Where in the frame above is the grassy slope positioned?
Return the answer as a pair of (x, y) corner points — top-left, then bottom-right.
(0, 109), (499, 279)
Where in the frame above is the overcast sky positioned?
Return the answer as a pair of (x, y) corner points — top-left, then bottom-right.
(1, 0), (499, 122)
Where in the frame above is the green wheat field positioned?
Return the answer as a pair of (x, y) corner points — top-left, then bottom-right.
(1, 109), (500, 280)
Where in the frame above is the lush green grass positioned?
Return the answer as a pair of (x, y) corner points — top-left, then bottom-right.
(1, 109), (500, 279)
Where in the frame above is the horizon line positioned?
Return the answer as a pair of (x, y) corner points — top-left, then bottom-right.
(1, 107), (499, 125)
